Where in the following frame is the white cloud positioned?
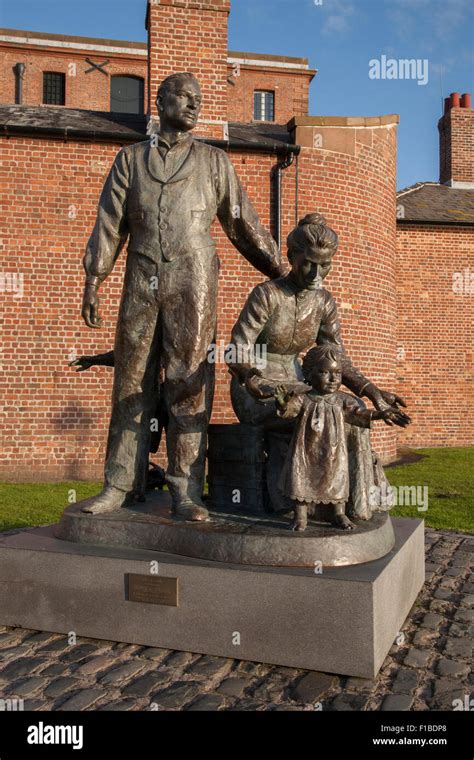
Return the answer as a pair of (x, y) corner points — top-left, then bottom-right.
(321, 0), (355, 36)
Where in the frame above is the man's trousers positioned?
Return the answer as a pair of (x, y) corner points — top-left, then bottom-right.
(104, 247), (218, 499)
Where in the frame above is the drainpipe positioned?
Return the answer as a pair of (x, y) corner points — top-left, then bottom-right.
(272, 147), (300, 251)
(14, 63), (26, 105)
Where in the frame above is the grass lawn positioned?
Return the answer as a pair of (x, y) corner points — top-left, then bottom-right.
(0, 447), (472, 533)
(0, 481), (102, 532)
(388, 447), (473, 533)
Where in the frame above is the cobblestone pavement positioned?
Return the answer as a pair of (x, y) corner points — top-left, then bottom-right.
(0, 529), (472, 712)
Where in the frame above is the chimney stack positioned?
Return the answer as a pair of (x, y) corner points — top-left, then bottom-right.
(438, 91), (474, 187)
(146, 0), (231, 139)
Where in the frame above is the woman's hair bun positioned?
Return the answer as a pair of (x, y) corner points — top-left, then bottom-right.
(298, 212), (327, 227)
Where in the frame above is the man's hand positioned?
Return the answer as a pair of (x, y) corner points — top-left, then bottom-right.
(81, 283), (102, 329)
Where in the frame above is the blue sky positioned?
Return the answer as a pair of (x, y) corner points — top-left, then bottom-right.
(1, 0), (472, 189)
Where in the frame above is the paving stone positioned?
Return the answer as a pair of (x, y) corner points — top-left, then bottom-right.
(404, 648), (431, 668)
(216, 678), (249, 698)
(292, 672), (336, 704)
(187, 693), (227, 711)
(420, 613), (444, 630)
(57, 688), (107, 711)
(344, 677), (376, 691)
(150, 681), (202, 710)
(164, 651), (195, 669)
(23, 632), (59, 646)
(455, 608), (474, 623)
(425, 563), (441, 573)
(186, 655), (232, 679)
(99, 660), (147, 686)
(436, 659), (471, 678)
(381, 694), (414, 711)
(44, 677), (81, 699)
(40, 663), (69, 678)
(60, 644), (101, 664)
(0, 633), (26, 649)
(445, 567), (466, 577)
(38, 638), (71, 654)
(273, 704), (303, 711)
(413, 629), (438, 647)
(0, 657), (47, 681)
(432, 677), (469, 697)
(462, 583), (474, 595)
(330, 693), (369, 711)
(122, 671), (170, 697)
(74, 655), (119, 677)
(445, 637), (473, 659)
(448, 622), (474, 638)
(5, 677), (49, 697)
(433, 588), (456, 601)
(460, 595), (474, 608)
(392, 668), (419, 693)
(452, 554), (474, 568)
(0, 645), (34, 663)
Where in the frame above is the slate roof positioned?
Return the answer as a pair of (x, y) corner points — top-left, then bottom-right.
(397, 182), (474, 225)
(0, 105), (293, 151)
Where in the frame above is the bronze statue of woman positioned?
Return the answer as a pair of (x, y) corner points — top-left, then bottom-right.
(228, 213), (410, 519)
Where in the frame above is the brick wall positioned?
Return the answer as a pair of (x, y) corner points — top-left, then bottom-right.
(0, 116), (399, 481)
(146, 0), (230, 138)
(439, 104), (474, 185)
(395, 224), (474, 447)
(0, 43), (147, 111)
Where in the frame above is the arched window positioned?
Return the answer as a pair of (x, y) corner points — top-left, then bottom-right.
(110, 75), (144, 114)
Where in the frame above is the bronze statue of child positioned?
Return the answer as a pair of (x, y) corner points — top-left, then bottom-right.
(273, 344), (397, 531)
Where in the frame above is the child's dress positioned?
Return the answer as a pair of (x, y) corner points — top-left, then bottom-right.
(278, 391), (373, 504)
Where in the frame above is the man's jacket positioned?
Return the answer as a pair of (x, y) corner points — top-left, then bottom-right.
(83, 133), (282, 281)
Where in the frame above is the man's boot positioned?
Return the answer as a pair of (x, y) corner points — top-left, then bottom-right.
(81, 485), (131, 514)
(167, 478), (209, 522)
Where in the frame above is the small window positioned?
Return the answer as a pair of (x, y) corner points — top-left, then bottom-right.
(110, 75), (145, 114)
(253, 90), (275, 122)
(43, 72), (65, 105)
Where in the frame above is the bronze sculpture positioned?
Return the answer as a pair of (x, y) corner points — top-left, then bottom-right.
(228, 213), (410, 520)
(80, 72), (283, 520)
(274, 344), (398, 531)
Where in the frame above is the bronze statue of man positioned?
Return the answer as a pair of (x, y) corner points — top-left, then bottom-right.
(81, 72), (283, 520)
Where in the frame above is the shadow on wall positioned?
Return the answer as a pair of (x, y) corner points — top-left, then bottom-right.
(50, 402), (98, 480)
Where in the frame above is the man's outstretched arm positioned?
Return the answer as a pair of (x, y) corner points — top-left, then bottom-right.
(214, 149), (284, 280)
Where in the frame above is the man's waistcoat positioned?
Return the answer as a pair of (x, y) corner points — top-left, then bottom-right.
(126, 139), (220, 263)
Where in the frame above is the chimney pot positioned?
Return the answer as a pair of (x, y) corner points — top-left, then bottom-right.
(450, 92), (461, 108)
(460, 93), (472, 109)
